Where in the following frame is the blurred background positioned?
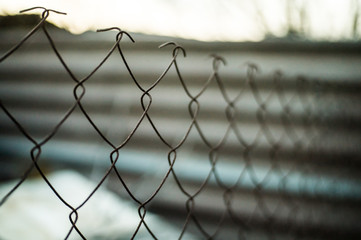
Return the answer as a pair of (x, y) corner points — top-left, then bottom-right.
(0, 1), (361, 239)
(0, 0), (361, 41)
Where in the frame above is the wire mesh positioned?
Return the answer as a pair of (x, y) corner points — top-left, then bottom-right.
(0, 7), (360, 240)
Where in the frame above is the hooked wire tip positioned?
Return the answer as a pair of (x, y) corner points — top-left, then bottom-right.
(96, 28), (135, 43)
(20, 7), (67, 15)
(159, 42), (186, 57)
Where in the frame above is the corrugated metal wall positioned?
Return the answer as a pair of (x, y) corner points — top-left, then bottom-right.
(1, 25), (361, 239)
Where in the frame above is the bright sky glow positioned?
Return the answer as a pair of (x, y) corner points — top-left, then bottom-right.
(0, 0), (360, 42)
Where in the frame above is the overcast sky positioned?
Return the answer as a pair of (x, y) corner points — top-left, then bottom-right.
(0, 0), (360, 41)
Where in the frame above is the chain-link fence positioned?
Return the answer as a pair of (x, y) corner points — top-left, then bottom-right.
(1, 7), (361, 240)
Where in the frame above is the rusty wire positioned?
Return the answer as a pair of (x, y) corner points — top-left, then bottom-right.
(0, 7), (358, 240)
